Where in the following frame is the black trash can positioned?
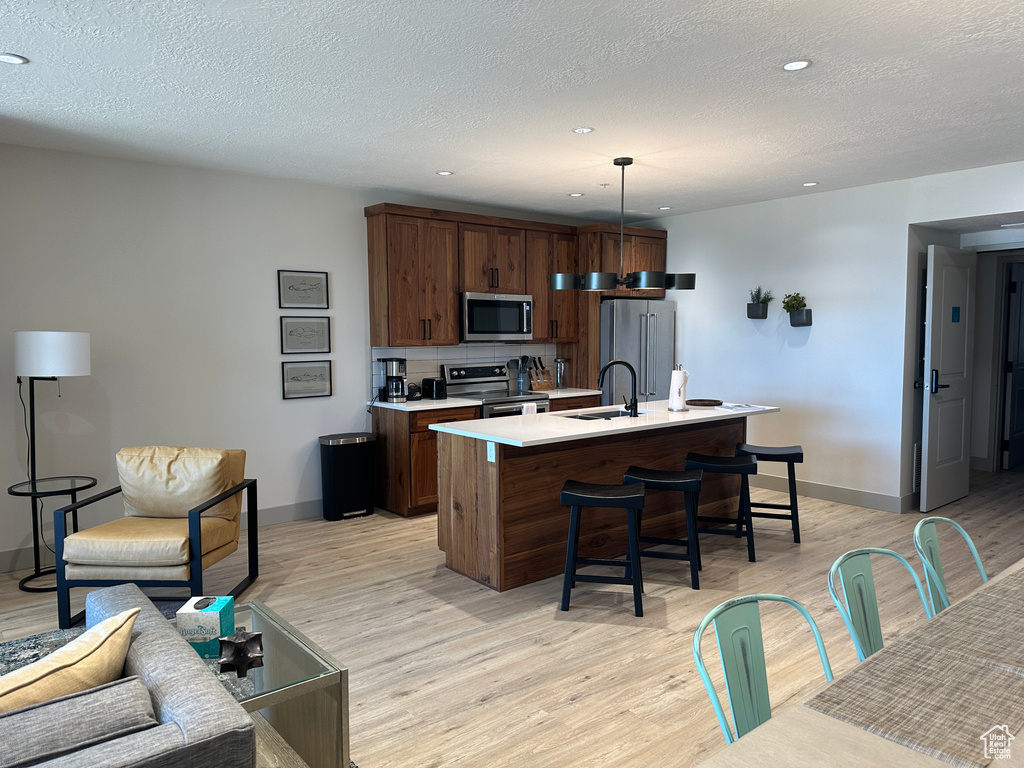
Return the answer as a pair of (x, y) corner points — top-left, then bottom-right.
(319, 432), (375, 520)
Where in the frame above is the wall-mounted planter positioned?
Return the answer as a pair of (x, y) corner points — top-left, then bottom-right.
(789, 308), (812, 327)
(746, 303), (769, 319)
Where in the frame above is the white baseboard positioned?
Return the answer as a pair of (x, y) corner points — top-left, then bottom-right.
(750, 474), (902, 514)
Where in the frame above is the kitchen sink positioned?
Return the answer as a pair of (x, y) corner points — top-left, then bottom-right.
(559, 408), (651, 420)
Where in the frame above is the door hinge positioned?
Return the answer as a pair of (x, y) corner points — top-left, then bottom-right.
(1011, 281), (1018, 294)
(1003, 439), (1011, 452)
(1007, 360), (1014, 374)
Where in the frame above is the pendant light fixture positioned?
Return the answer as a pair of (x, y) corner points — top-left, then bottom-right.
(550, 156), (696, 292)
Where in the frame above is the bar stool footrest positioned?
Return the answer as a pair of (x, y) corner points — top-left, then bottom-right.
(576, 556), (628, 568)
(641, 549), (693, 561)
(750, 511), (795, 520)
(574, 573), (634, 586)
(750, 501), (793, 511)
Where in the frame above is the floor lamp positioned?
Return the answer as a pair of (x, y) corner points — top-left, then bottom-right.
(12, 331), (91, 591)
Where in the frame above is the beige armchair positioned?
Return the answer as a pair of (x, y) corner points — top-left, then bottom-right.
(54, 446), (258, 628)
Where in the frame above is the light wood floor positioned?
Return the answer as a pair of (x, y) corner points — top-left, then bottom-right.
(3, 472), (1023, 767)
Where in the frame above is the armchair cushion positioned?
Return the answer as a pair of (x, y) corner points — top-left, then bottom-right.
(62, 516), (238, 567)
(117, 446), (245, 523)
(0, 608), (139, 714)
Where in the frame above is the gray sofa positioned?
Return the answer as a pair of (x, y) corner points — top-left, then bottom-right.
(0, 583), (255, 768)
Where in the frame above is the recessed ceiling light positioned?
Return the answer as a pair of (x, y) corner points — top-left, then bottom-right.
(659, 206), (672, 211)
(803, 181), (818, 187)
(572, 127), (594, 134)
(0, 53), (29, 65)
(568, 192), (584, 197)
(783, 60), (810, 71)
(436, 170), (454, 176)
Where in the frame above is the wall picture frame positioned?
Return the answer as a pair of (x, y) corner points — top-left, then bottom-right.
(278, 269), (329, 309)
(280, 316), (331, 354)
(282, 360), (332, 399)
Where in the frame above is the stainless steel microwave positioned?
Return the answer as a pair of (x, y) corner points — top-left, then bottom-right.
(461, 292), (533, 342)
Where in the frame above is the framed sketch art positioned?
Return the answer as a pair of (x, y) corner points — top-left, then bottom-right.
(278, 269), (329, 309)
(282, 360), (332, 399)
(280, 316), (331, 354)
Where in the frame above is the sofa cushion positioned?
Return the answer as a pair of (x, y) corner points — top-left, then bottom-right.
(0, 608), (139, 714)
(62, 515), (238, 566)
(116, 446), (245, 522)
(0, 675), (157, 768)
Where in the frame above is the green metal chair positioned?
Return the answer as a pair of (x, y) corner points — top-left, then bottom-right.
(828, 547), (933, 662)
(913, 516), (987, 613)
(693, 594), (833, 743)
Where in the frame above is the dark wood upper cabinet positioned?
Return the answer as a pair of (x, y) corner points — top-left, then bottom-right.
(526, 230), (578, 343)
(366, 204), (665, 351)
(367, 212), (459, 346)
(459, 223), (526, 294)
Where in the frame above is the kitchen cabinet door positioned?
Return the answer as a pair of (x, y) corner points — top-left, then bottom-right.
(526, 231), (578, 342)
(598, 232), (667, 298)
(460, 224), (526, 294)
(386, 216), (459, 345)
(409, 431), (439, 507)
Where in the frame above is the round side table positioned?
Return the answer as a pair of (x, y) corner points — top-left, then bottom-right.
(7, 475), (97, 593)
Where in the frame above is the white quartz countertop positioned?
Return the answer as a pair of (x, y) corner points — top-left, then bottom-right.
(429, 399), (780, 447)
(371, 388), (602, 412)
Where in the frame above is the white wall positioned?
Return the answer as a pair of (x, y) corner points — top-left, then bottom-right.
(0, 143), (586, 572)
(650, 161), (1024, 512)
(0, 144), (382, 570)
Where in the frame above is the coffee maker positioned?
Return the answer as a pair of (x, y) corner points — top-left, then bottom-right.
(378, 357), (407, 403)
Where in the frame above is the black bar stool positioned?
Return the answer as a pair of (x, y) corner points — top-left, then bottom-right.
(735, 443), (804, 543)
(622, 466), (703, 589)
(684, 453), (757, 562)
(559, 480), (646, 617)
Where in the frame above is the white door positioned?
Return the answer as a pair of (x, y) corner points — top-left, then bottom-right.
(921, 245), (977, 511)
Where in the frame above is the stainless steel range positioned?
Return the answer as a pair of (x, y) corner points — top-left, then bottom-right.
(440, 363), (550, 418)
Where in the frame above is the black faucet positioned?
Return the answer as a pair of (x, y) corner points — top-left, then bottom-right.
(598, 359), (639, 417)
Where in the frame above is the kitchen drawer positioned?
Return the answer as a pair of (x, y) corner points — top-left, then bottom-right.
(410, 406), (481, 433)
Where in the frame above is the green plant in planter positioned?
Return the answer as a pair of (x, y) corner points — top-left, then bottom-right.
(749, 286), (774, 304)
(782, 292), (807, 313)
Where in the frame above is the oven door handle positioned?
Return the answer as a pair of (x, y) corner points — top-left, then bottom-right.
(488, 404), (526, 413)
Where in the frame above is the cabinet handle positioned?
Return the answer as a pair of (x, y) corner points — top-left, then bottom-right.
(554, 319), (559, 338)
(427, 318), (432, 339)
(421, 319), (427, 341)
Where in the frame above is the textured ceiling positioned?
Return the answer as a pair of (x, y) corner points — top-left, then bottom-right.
(3, 0), (1024, 224)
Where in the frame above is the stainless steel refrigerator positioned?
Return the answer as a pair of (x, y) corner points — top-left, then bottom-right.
(599, 299), (676, 406)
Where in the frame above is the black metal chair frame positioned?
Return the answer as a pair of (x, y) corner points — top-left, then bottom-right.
(685, 453), (757, 563)
(560, 481), (646, 617)
(54, 479), (259, 629)
(735, 444), (803, 543)
(622, 467), (703, 590)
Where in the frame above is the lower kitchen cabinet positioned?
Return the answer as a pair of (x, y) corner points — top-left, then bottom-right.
(548, 395), (601, 412)
(372, 405), (481, 516)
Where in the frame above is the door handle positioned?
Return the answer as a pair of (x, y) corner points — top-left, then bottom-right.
(421, 319), (427, 341)
(648, 312), (657, 396)
(638, 315), (648, 395)
(930, 369), (950, 393)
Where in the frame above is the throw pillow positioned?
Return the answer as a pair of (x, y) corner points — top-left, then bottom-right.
(0, 607), (140, 714)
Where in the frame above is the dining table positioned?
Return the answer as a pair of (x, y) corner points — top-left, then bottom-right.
(698, 559), (1024, 767)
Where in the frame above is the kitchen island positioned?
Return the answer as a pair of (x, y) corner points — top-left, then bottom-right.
(430, 400), (779, 591)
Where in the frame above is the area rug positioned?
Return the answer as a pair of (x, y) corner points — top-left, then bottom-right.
(0, 627), (359, 768)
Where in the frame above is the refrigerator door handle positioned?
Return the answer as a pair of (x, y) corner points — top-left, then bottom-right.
(648, 312), (657, 397)
(638, 313), (648, 396)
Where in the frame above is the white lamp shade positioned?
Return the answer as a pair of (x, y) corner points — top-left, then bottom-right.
(15, 331), (91, 377)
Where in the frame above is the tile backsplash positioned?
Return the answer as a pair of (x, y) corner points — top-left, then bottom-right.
(370, 343), (559, 399)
